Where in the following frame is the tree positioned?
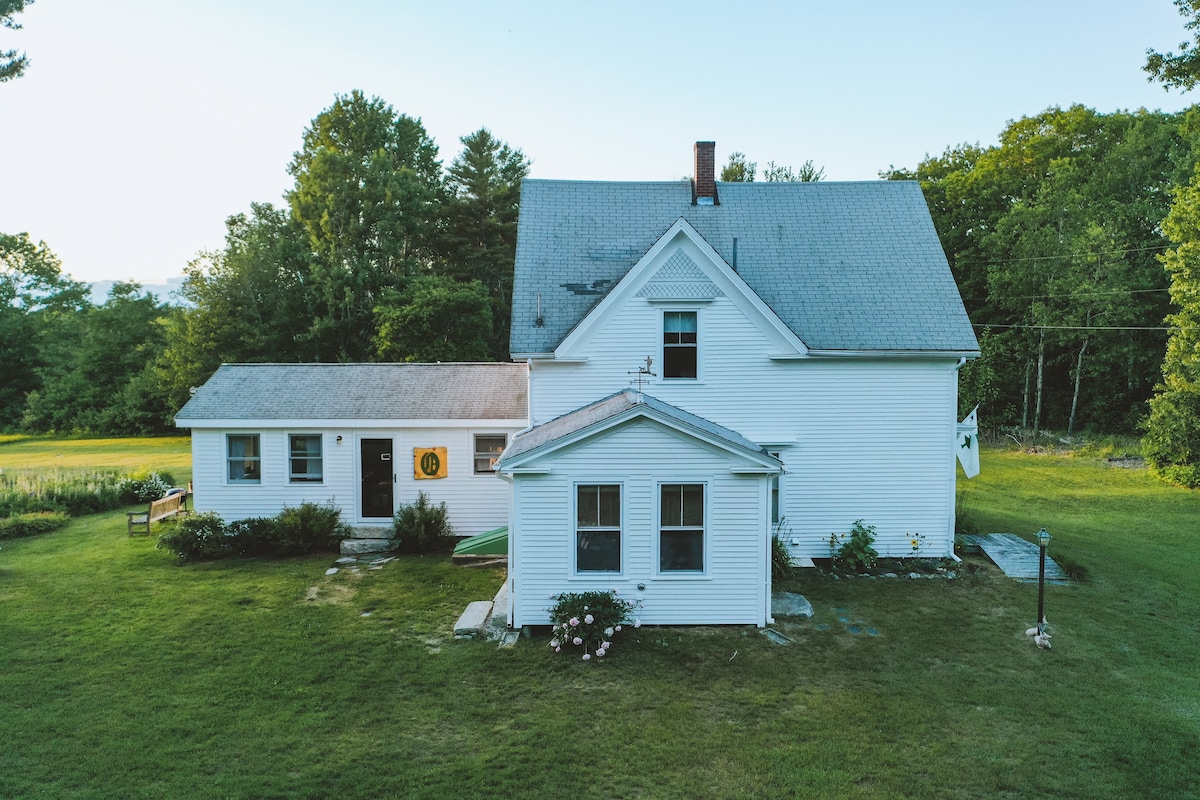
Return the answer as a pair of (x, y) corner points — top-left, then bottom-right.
(440, 127), (529, 360)
(888, 106), (1187, 434)
(154, 203), (316, 411)
(720, 152), (756, 182)
(373, 276), (492, 363)
(1145, 0), (1200, 90)
(0, 232), (88, 428)
(0, 0), (33, 83)
(287, 91), (443, 359)
(763, 159), (825, 182)
(1144, 163), (1200, 486)
(22, 283), (170, 434)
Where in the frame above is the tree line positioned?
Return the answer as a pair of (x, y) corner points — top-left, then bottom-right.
(2, 91), (528, 434)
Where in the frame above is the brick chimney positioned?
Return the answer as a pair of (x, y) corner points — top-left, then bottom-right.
(694, 141), (718, 205)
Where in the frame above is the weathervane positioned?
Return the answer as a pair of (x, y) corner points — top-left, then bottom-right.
(628, 356), (656, 394)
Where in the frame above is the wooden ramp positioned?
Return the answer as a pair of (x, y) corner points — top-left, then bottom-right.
(959, 534), (1069, 584)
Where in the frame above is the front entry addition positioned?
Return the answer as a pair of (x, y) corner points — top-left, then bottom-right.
(360, 439), (394, 518)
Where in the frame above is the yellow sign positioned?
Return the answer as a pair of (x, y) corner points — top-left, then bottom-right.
(413, 447), (448, 479)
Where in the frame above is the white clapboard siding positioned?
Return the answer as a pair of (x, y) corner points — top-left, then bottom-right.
(191, 425), (521, 537)
(509, 419), (771, 627)
(528, 293), (961, 559)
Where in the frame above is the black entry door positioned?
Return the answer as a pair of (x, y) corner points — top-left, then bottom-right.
(360, 439), (394, 518)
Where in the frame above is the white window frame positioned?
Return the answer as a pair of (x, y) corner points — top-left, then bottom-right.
(474, 433), (508, 474)
(661, 309), (700, 381)
(226, 434), (261, 484)
(288, 433), (324, 484)
(574, 482), (623, 575)
(657, 481), (706, 575)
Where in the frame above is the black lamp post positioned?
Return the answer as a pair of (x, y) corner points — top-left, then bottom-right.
(1036, 527), (1051, 634)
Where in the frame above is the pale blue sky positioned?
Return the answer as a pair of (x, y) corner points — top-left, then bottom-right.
(0, 1), (1195, 286)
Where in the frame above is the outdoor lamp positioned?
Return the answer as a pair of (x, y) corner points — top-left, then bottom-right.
(1036, 527), (1051, 634)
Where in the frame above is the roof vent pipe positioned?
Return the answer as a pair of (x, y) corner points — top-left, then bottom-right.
(732, 237), (738, 271)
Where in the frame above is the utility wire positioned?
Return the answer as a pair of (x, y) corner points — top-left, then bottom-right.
(973, 322), (1193, 332)
(953, 243), (1169, 268)
(965, 287), (1170, 302)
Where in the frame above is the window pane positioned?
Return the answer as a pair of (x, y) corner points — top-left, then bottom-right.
(475, 434), (507, 473)
(664, 311), (697, 334)
(661, 484), (682, 526)
(662, 346), (697, 379)
(682, 484), (704, 526)
(227, 435), (260, 483)
(577, 485), (599, 528)
(660, 530), (703, 571)
(597, 484), (621, 527)
(577, 530), (620, 571)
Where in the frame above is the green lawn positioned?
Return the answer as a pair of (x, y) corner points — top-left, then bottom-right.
(1, 443), (1198, 799)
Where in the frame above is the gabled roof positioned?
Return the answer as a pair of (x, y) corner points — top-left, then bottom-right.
(174, 363), (528, 423)
(497, 389), (781, 472)
(510, 179), (979, 356)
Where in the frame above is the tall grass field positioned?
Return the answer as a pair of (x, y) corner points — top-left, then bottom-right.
(0, 437), (1197, 799)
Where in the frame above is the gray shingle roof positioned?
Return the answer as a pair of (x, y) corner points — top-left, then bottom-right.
(510, 179), (978, 355)
(174, 363), (528, 422)
(500, 389), (777, 465)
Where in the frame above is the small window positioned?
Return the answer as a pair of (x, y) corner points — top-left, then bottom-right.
(768, 450), (782, 525)
(660, 483), (704, 572)
(663, 311), (698, 379)
(289, 434), (323, 483)
(227, 434), (261, 484)
(474, 434), (507, 474)
(576, 484), (621, 572)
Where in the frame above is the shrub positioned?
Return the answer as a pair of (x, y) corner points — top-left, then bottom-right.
(829, 519), (878, 572)
(391, 492), (454, 554)
(548, 590), (639, 662)
(118, 469), (177, 503)
(224, 517), (279, 556)
(0, 468), (125, 517)
(156, 512), (232, 562)
(771, 519), (795, 580)
(0, 511), (70, 540)
(272, 502), (349, 556)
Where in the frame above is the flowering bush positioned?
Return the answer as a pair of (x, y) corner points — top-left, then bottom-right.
(548, 590), (640, 661)
(118, 469), (176, 503)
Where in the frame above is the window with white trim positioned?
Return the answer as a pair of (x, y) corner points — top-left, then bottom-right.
(289, 434), (323, 483)
(474, 434), (507, 474)
(659, 483), (704, 572)
(576, 484), (621, 572)
(227, 434), (261, 483)
(662, 310), (698, 379)
(768, 450), (782, 525)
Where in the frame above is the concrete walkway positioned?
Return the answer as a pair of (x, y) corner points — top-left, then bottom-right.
(960, 533), (1069, 584)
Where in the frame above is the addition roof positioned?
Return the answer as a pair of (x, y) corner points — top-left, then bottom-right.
(174, 363), (528, 423)
(510, 179), (979, 356)
(498, 389), (779, 468)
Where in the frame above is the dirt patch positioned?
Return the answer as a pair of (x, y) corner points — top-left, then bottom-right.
(1106, 456), (1145, 469)
(303, 582), (354, 605)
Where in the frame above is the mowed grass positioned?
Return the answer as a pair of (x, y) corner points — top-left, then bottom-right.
(1, 443), (1198, 799)
(0, 434), (193, 485)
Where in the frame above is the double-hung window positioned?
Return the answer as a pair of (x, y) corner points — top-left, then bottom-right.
(576, 484), (621, 572)
(227, 434), (261, 484)
(474, 434), (507, 474)
(289, 434), (323, 483)
(659, 483), (704, 572)
(662, 311), (698, 379)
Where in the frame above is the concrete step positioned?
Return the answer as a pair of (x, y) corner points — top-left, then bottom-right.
(454, 600), (494, 638)
(340, 538), (393, 555)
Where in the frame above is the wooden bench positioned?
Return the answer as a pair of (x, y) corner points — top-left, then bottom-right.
(127, 489), (188, 536)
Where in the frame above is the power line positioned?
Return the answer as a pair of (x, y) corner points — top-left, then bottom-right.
(965, 287), (1170, 302)
(973, 322), (1191, 332)
(953, 242), (1169, 268)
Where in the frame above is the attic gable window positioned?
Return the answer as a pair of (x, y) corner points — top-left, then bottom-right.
(662, 311), (698, 379)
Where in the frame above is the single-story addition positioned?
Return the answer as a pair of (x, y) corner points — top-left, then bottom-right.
(495, 389), (783, 627)
(173, 362), (528, 536)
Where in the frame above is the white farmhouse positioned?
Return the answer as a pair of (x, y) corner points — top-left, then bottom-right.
(497, 142), (979, 627)
(174, 362), (527, 537)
